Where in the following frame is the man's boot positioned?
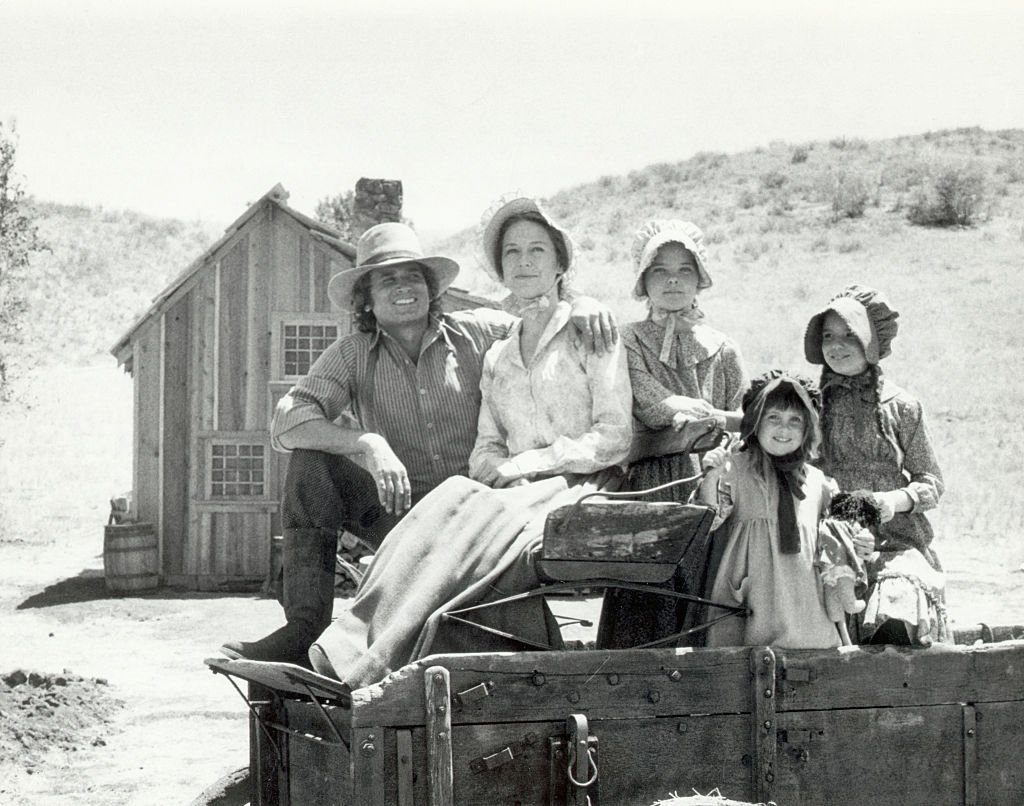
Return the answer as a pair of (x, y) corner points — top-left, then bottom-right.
(221, 527), (337, 666)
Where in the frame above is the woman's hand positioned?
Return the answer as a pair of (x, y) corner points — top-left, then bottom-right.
(475, 457), (528, 489)
(667, 396), (714, 421)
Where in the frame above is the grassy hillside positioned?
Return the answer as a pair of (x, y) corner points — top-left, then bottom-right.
(434, 127), (1024, 559)
(8, 203), (222, 372)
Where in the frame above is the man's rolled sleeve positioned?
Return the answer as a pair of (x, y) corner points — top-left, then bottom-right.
(270, 342), (356, 452)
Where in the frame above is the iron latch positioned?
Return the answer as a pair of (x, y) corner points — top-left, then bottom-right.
(455, 680), (494, 706)
(468, 732), (538, 774)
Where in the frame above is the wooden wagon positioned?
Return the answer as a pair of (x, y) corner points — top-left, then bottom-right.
(201, 486), (1024, 805)
(205, 631), (1024, 806)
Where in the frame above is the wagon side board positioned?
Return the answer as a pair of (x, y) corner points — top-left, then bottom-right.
(264, 641), (1024, 806)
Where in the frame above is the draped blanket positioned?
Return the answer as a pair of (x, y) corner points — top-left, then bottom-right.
(309, 474), (608, 689)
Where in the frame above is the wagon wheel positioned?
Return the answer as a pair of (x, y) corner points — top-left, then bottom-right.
(189, 765), (251, 806)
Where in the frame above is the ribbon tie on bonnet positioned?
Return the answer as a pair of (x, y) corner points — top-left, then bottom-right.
(649, 303), (705, 365)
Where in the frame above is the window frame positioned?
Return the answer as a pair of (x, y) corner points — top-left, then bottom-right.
(198, 431), (274, 502)
(270, 312), (345, 382)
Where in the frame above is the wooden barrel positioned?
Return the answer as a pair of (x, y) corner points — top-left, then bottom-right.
(103, 522), (159, 593)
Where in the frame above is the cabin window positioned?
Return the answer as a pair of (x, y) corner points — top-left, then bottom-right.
(208, 442), (266, 498)
(282, 323), (338, 376)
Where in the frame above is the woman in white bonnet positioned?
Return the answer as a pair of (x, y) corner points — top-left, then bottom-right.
(598, 219), (747, 649)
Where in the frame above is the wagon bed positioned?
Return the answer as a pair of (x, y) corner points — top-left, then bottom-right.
(207, 631), (1024, 805)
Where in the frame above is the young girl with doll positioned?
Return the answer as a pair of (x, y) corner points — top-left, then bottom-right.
(805, 285), (947, 645)
(699, 371), (842, 649)
(597, 219), (746, 648)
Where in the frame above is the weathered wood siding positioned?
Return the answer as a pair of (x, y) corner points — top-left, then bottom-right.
(124, 198), (360, 589)
(133, 323), (161, 526)
(217, 233), (249, 431)
(161, 293), (191, 579)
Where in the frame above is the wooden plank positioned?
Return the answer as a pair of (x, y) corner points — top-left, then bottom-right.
(314, 247), (331, 313)
(298, 233), (311, 313)
(349, 642), (1024, 730)
(212, 261), (221, 430)
(772, 704), (965, 806)
(157, 314), (165, 573)
(424, 665), (454, 806)
(974, 700), (1024, 805)
(275, 208), (301, 312)
(351, 647), (754, 728)
(218, 235), (249, 430)
(963, 704), (977, 806)
(244, 212), (270, 431)
(240, 511), (272, 577)
(283, 699), (348, 806)
(396, 729), (414, 806)
(775, 642), (1024, 709)
(750, 647), (777, 803)
(134, 324), (161, 525)
(161, 294), (191, 579)
(351, 726), (386, 806)
(196, 511), (212, 588)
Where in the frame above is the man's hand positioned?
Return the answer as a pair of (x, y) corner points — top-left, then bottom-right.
(358, 434), (413, 515)
(568, 296), (618, 355)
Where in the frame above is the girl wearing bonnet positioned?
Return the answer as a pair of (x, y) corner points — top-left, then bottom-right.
(622, 219), (747, 499)
(597, 219), (747, 649)
(805, 284), (947, 645)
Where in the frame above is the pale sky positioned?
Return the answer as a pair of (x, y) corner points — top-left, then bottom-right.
(2, 0), (1022, 236)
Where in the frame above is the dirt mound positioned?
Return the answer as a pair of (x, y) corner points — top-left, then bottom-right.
(0, 669), (124, 768)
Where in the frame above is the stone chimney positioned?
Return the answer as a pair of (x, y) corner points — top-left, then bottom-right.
(352, 178), (403, 241)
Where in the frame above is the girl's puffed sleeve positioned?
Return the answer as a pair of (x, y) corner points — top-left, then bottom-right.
(894, 396), (944, 512)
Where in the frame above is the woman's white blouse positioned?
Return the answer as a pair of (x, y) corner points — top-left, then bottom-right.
(468, 300), (633, 480)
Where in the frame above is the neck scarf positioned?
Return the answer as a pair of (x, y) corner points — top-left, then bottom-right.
(502, 276), (562, 318)
(770, 452), (805, 554)
(821, 368), (877, 403)
(649, 303), (704, 364)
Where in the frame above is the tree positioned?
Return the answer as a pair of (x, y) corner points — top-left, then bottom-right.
(314, 190), (357, 243)
(0, 122), (47, 398)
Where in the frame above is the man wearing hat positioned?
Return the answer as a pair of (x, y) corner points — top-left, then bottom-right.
(223, 222), (616, 664)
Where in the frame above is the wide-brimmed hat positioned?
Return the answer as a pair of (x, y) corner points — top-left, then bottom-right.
(631, 219), (712, 299)
(804, 284), (899, 366)
(327, 223), (460, 311)
(480, 195), (576, 283)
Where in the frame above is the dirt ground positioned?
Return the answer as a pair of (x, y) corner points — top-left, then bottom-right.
(1, 363), (1023, 806)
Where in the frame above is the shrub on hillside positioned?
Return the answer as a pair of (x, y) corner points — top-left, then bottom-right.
(906, 163), (987, 227)
(791, 145), (810, 164)
(761, 170), (787, 190)
(737, 189), (761, 210)
(827, 171), (870, 222)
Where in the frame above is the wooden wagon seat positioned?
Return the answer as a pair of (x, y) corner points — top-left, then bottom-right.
(442, 482), (747, 650)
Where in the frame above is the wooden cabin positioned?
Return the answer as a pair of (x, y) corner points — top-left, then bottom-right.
(111, 183), (492, 590)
